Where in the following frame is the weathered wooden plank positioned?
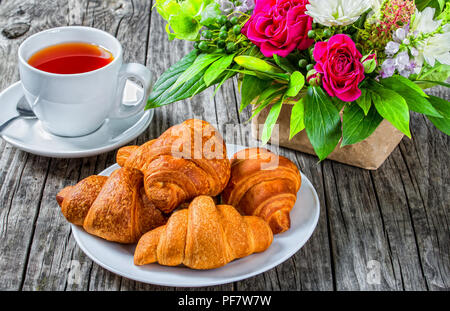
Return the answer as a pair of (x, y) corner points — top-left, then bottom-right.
(322, 161), (401, 290)
(288, 154), (334, 291)
(369, 150), (428, 290)
(0, 146), (48, 290)
(0, 0), (70, 291)
(395, 110), (450, 289)
(17, 0), (154, 291)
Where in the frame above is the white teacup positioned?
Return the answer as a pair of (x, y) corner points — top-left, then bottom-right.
(18, 26), (152, 137)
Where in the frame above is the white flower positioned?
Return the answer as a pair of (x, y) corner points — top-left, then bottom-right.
(306, 0), (373, 26)
(370, 0), (383, 11)
(408, 8), (450, 67)
(410, 7), (441, 34)
(416, 24), (450, 67)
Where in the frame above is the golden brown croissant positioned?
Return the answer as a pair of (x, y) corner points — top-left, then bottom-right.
(134, 195), (273, 269)
(116, 119), (231, 214)
(57, 167), (167, 243)
(221, 148), (301, 234)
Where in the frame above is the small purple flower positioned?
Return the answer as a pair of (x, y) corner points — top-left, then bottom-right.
(393, 28), (406, 42)
(380, 58), (395, 78)
(385, 41), (400, 57)
(395, 51), (410, 66)
(396, 52), (417, 77)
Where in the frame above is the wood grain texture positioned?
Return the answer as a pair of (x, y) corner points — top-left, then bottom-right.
(0, 0), (448, 291)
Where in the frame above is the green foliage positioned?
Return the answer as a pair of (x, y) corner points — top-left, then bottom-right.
(427, 95), (450, 135)
(380, 76), (442, 117)
(415, 64), (450, 89)
(200, 3), (221, 27)
(155, 0), (214, 41)
(234, 56), (284, 74)
(341, 103), (383, 147)
(240, 75), (270, 112)
(355, 89), (372, 115)
(368, 80), (411, 138)
(248, 87), (285, 121)
(172, 53), (223, 89)
(262, 100), (283, 145)
(415, 0), (446, 17)
(146, 50), (233, 108)
(304, 86), (342, 161)
(273, 54), (296, 73)
(289, 98), (305, 139)
(286, 72), (305, 98)
(204, 53), (236, 86)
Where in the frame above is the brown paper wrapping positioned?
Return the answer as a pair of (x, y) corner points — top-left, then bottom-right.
(251, 103), (404, 170)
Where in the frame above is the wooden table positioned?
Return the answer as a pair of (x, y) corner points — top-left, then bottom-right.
(0, 0), (448, 291)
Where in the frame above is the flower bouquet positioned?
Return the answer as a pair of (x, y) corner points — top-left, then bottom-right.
(147, 0), (450, 167)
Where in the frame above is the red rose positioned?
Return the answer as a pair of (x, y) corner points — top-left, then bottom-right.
(313, 34), (365, 102)
(242, 0), (313, 57)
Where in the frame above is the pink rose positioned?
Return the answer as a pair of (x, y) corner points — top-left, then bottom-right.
(242, 0), (313, 58)
(313, 34), (365, 102)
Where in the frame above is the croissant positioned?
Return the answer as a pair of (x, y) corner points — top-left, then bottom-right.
(57, 167), (167, 243)
(116, 119), (230, 214)
(221, 148), (301, 234)
(134, 195), (273, 269)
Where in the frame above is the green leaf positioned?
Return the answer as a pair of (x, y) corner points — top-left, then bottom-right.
(341, 103), (383, 146)
(415, 80), (450, 88)
(289, 98), (305, 139)
(167, 12), (201, 41)
(383, 75), (428, 96)
(415, 0), (444, 16)
(428, 95), (450, 118)
(204, 53), (235, 86)
(356, 88), (371, 115)
(156, 0), (214, 40)
(147, 51), (226, 108)
(199, 2), (221, 27)
(370, 82), (411, 137)
(286, 71), (305, 97)
(234, 56), (284, 74)
(262, 99), (283, 145)
(331, 97), (346, 111)
(380, 76), (442, 117)
(415, 63), (450, 89)
(249, 88), (285, 121)
(213, 65), (237, 97)
(427, 95), (450, 135)
(226, 68), (290, 81)
(172, 53), (222, 89)
(304, 86), (342, 161)
(147, 50), (197, 108)
(240, 75), (270, 112)
(273, 54), (296, 73)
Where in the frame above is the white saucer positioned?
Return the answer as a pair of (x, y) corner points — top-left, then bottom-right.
(0, 81), (153, 158)
(71, 143), (320, 287)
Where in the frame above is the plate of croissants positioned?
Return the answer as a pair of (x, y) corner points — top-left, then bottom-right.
(56, 119), (320, 287)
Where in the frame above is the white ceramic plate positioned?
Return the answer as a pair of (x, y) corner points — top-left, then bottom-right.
(71, 143), (320, 287)
(0, 81), (153, 158)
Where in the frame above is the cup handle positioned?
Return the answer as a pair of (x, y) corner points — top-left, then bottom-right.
(109, 63), (152, 119)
